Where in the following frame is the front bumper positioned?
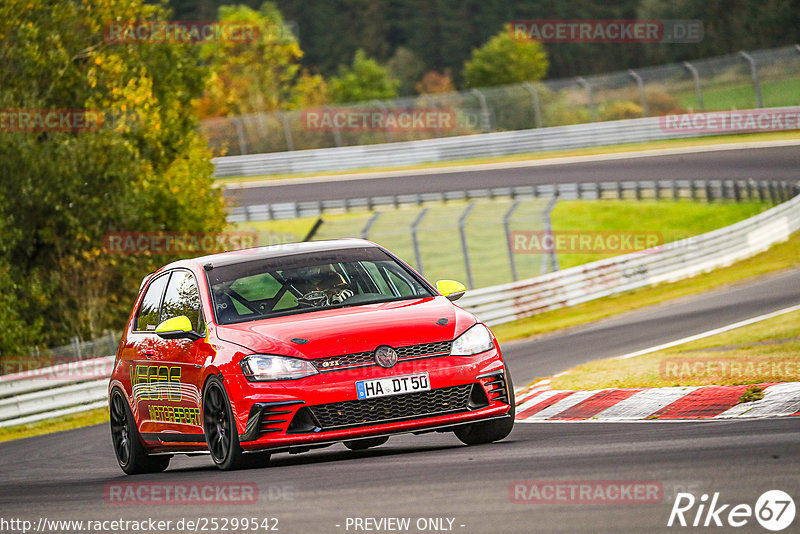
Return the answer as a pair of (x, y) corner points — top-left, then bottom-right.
(229, 348), (512, 452)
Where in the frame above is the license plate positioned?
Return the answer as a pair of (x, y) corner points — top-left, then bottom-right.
(356, 372), (430, 400)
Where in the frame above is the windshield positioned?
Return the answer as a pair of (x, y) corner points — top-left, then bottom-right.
(205, 247), (434, 324)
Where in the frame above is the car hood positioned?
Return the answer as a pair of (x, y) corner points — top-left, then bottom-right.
(214, 296), (477, 358)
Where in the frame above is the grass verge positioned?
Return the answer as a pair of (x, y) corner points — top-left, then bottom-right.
(0, 407), (108, 443)
(549, 310), (800, 390)
(236, 200), (769, 287)
(492, 230), (800, 344)
(216, 130), (800, 184)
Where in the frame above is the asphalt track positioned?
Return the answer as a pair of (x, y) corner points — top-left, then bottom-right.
(2, 146), (800, 533)
(2, 274), (799, 533)
(225, 144), (800, 206)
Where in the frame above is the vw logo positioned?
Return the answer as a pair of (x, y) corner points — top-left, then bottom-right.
(374, 345), (398, 368)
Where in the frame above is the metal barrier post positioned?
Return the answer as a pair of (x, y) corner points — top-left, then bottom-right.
(523, 82), (543, 128)
(739, 51), (763, 108)
(279, 112), (295, 151)
(458, 203), (477, 288)
(361, 211), (382, 239)
(542, 194), (560, 273)
(471, 89), (492, 133)
(233, 117), (248, 155)
(628, 69), (648, 117)
(411, 208), (429, 275)
(682, 61), (704, 111)
(372, 100), (393, 143)
(576, 77), (596, 121)
(503, 200), (522, 281)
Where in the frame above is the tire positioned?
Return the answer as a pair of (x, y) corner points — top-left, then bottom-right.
(343, 436), (389, 451)
(203, 376), (246, 470)
(109, 388), (171, 475)
(454, 371), (515, 446)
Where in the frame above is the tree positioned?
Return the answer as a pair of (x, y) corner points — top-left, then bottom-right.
(0, 0), (226, 351)
(330, 49), (400, 104)
(462, 26), (549, 88)
(415, 70), (456, 94)
(196, 3), (303, 117)
(387, 47), (425, 96)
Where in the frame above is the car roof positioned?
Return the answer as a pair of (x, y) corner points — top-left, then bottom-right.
(163, 238), (380, 271)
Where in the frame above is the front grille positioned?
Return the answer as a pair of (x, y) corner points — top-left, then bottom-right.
(395, 341), (451, 358)
(307, 384), (473, 430)
(311, 341), (453, 371)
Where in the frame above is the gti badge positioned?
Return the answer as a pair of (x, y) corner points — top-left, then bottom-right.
(374, 345), (398, 368)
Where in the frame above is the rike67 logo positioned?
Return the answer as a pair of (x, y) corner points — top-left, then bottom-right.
(668, 490), (795, 531)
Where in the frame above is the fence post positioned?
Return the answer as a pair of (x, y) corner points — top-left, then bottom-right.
(371, 100), (393, 143)
(576, 77), (596, 122)
(324, 106), (343, 147)
(738, 51), (763, 108)
(503, 200), (521, 282)
(682, 61), (704, 111)
(706, 181), (713, 203)
(233, 117), (248, 155)
(361, 211), (382, 240)
(411, 208), (429, 275)
(542, 194), (560, 273)
(458, 203), (477, 288)
(279, 112), (295, 151)
(628, 69), (648, 117)
(471, 89), (492, 133)
(71, 336), (82, 360)
(523, 82), (543, 128)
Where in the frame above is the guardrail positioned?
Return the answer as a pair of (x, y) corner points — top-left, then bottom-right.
(213, 106), (800, 178)
(460, 191), (800, 325)
(0, 357), (113, 428)
(2, 187), (798, 428)
(228, 178), (797, 222)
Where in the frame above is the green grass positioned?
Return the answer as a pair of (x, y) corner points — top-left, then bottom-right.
(0, 407), (108, 443)
(551, 200), (768, 269)
(492, 230), (800, 344)
(549, 310), (800, 390)
(216, 130), (800, 184)
(676, 77), (800, 111)
(235, 200), (769, 289)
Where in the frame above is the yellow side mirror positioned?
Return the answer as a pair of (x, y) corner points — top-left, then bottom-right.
(155, 316), (201, 341)
(436, 280), (466, 301)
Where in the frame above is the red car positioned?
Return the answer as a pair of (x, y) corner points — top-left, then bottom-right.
(109, 239), (514, 473)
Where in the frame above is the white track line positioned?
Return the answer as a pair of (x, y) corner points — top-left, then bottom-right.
(614, 304), (800, 360)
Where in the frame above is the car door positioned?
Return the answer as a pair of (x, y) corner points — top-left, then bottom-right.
(145, 269), (206, 439)
(126, 271), (170, 433)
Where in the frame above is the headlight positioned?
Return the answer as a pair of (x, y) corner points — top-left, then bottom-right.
(450, 323), (494, 356)
(240, 354), (318, 381)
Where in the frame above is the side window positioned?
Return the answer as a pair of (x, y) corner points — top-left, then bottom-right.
(135, 274), (168, 331)
(161, 270), (203, 333)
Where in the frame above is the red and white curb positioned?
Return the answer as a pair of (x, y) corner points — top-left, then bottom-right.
(513, 381), (800, 422)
